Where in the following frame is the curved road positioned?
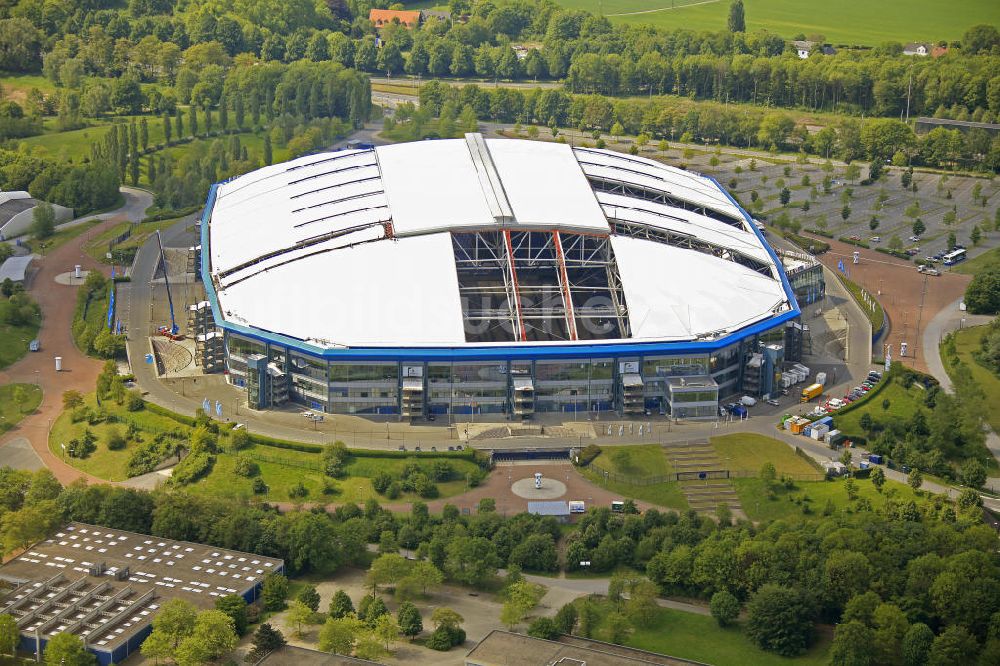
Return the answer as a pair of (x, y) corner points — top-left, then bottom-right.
(0, 188), (153, 483)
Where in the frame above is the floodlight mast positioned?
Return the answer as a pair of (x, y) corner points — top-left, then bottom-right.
(155, 229), (179, 335)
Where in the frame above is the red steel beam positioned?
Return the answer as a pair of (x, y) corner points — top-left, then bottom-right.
(503, 229), (528, 342)
(552, 231), (578, 341)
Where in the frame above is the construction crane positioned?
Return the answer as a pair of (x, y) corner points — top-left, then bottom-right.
(155, 230), (181, 337)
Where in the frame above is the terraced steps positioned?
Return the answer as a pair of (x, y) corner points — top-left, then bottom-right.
(663, 440), (746, 519)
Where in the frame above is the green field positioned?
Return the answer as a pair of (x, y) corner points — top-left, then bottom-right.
(945, 325), (1000, 434)
(578, 597), (832, 666)
(0, 315), (39, 370)
(831, 379), (925, 437)
(580, 444), (687, 509)
(711, 433), (819, 476)
(954, 246), (1000, 276)
(0, 383), (43, 433)
(49, 392), (482, 502)
(554, 0), (999, 45)
(734, 475), (921, 522)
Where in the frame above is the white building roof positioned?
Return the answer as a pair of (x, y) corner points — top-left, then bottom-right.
(610, 235), (787, 341)
(207, 136), (790, 349)
(0, 254), (35, 282)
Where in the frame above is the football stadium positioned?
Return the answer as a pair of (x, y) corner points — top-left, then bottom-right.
(199, 133), (807, 420)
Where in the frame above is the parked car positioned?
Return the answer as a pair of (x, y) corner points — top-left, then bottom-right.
(908, 235), (921, 242)
(905, 248), (919, 256)
(766, 399), (780, 407)
(850, 234), (862, 241)
(924, 268), (941, 276)
(869, 236), (881, 243)
(924, 256), (939, 263)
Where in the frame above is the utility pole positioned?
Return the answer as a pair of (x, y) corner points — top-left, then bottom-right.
(905, 70), (913, 123)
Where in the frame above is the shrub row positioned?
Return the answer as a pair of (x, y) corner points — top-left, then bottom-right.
(783, 231), (830, 254)
(875, 247), (912, 261)
(838, 236), (870, 249)
(805, 228), (833, 238)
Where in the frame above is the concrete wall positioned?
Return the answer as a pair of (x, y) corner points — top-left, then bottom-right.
(0, 202), (74, 239)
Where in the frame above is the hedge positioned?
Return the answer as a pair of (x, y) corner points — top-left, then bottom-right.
(145, 401), (197, 427)
(783, 232), (830, 254)
(875, 247), (912, 261)
(804, 228), (833, 238)
(838, 236), (870, 249)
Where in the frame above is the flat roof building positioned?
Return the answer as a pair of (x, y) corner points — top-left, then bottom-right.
(0, 523), (284, 665)
(0, 254), (35, 284)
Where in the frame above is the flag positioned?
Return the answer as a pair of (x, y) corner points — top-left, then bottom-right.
(837, 259), (845, 272)
(202, 398), (211, 412)
(215, 401), (222, 417)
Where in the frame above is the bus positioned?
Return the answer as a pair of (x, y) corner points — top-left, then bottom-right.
(942, 248), (967, 266)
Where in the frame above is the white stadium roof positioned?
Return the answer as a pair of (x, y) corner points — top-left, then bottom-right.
(206, 135), (792, 349)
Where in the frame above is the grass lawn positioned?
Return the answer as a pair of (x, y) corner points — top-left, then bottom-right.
(837, 273), (885, 334)
(590, 444), (672, 477)
(710, 433), (819, 476)
(945, 325), (1000, 434)
(49, 392), (482, 501)
(831, 379), (925, 437)
(0, 315), (39, 370)
(580, 444), (687, 509)
(82, 217), (188, 264)
(19, 218), (106, 254)
(48, 394), (189, 481)
(953, 246), (1000, 276)
(553, 0), (998, 46)
(0, 383), (43, 432)
(578, 597), (832, 666)
(734, 475), (922, 522)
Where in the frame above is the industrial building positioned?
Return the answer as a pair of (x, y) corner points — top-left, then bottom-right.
(0, 523), (284, 665)
(201, 135), (813, 420)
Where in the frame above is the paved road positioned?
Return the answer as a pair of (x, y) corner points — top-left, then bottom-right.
(0, 188), (153, 483)
(921, 298), (1000, 492)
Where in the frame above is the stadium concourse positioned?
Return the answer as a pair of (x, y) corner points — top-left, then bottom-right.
(198, 134), (811, 421)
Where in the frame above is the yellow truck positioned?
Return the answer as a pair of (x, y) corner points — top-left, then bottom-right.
(800, 383), (824, 403)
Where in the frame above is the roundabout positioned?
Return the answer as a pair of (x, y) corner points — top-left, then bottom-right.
(510, 475), (567, 500)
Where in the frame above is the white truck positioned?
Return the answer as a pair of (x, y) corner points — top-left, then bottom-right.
(815, 371), (827, 387)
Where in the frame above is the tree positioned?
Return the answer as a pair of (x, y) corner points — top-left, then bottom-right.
(397, 601), (422, 640)
(373, 613), (400, 651)
(959, 458), (987, 489)
(830, 621), (875, 666)
(329, 590), (354, 619)
(965, 269), (1000, 314)
(0, 614), (18, 657)
(501, 581), (544, 630)
(214, 594), (248, 636)
(780, 187), (791, 205)
(902, 623), (934, 666)
(32, 203), (55, 239)
(431, 607), (463, 632)
(727, 0), (746, 32)
(554, 603), (578, 634)
(319, 616), (363, 654)
(445, 536), (500, 587)
(174, 610), (238, 665)
(263, 133), (273, 166)
(745, 585), (814, 656)
(625, 580), (659, 628)
(249, 623), (285, 659)
(262, 572), (288, 611)
(842, 205), (851, 221)
(150, 598), (197, 653)
(971, 225), (982, 246)
(298, 584), (321, 612)
(62, 390), (83, 410)
(870, 466), (886, 493)
(43, 632), (94, 665)
(362, 597), (389, 627)
(908, 469), (923, 492)
(927, 625), (978, 665)
(710, 590), (740, 627)
(606, 612), (632, 644)
(912, 219), (926, 237)
(368, 554), (410, 595)
(286, 600), (314, 638)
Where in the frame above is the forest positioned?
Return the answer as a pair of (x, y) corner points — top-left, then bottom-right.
(0, 461), (996, 664)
